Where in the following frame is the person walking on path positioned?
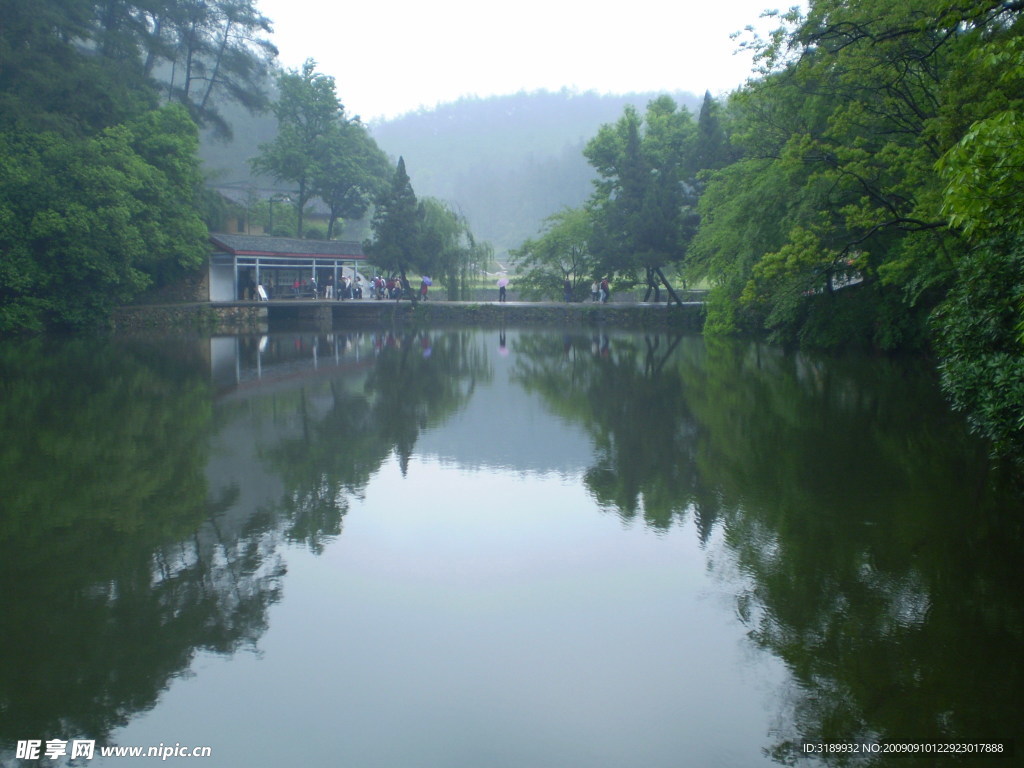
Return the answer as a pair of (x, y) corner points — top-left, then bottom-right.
(600, 277), (610, 303)
(563, 278), (572, 302)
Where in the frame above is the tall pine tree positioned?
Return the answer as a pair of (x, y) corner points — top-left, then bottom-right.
(693, 91), (731, 173)
(367, 157), (423, 293)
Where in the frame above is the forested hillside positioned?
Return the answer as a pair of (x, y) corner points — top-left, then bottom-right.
(370, 90), (702, 256)
(200, 89), (703, 255)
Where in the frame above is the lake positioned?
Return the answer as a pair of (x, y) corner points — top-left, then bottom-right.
(0, 327), (1020, 767)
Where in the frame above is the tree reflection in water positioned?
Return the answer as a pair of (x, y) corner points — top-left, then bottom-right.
(0, 338), (283, 750)
(682, 341), (1024, 764)
(0, 329), (488, 756)
(511, 331), (711, 531)
(512, 331), (1023, 764)
(260, 329), (488, 549)
(1, 330), (1020, 765)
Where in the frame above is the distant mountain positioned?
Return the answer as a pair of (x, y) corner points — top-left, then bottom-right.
(198, 88), (703, 255)
(369, 89), (703, 255)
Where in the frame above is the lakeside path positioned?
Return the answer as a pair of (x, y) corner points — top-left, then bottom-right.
(114, 299), (707, 332)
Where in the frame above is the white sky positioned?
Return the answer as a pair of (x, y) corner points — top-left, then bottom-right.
(254, 0), (790, 122)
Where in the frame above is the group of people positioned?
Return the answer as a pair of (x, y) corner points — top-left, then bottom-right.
(562, 277), (611, 302)
(369, 275), (412, 300)
(240, 274), (373, 300)
(304, 274), (363, 300)
(240, 273), (434, 301)
(246, 273), (622, 303)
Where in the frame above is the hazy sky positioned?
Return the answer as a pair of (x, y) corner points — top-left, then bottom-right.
(254, 0), (789, 121)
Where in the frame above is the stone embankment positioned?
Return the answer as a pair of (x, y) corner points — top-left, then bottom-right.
(112, 299), (705, 333)
(112, 303), (269, 333)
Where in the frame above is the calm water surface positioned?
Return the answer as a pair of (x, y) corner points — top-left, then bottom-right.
(0, 328), (1021, 767)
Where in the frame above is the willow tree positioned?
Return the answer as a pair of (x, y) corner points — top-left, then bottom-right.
(512, 207), (598, 301)
(418, 198), (486, 300)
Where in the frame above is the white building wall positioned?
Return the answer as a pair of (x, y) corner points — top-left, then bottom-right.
(209, 262), (236, 301)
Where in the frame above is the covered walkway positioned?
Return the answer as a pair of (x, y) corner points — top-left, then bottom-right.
(209, 234), (368, 301)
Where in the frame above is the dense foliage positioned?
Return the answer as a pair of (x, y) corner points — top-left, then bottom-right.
(514, 92), (730, 302)
(688, 0), (1024, 456)
(513, 0), (1023, 458)
(0, 107), (208, 330)
(0, 0), (276, 331)
(0, 1), (399, 332)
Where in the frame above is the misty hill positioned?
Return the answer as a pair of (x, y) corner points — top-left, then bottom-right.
(368, 89), (703, 255)
(198, 106), (277, 188)
(199, 88), (702, 255)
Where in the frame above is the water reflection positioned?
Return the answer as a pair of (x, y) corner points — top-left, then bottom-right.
(673, 341), (1022, 764)
(0, 337), (281, 752)
(512, 332), (707, 530)
(0, 330), (1020, 766)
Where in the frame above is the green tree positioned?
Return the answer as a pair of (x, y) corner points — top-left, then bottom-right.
(584, 97), (696, 303)
(418, 198), (485, 300)
(0, 1), (219, 332)
(155, 0), (277, 137)
(0, 0), (157, 135)
(312, 120), (392, 239)
(251, 59), (346, 237)
(366, 156), (423, 294)
(693, 91), (733, 173)
(0, 1), (275, 138)
(687, 0), (1024, 454)
(0, 104), (207, 332)
(931, 37), (1024, 457)
(692, 0), (1024, 348)
(689, 140), (818, 336)
(511, 207), (598, 301)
